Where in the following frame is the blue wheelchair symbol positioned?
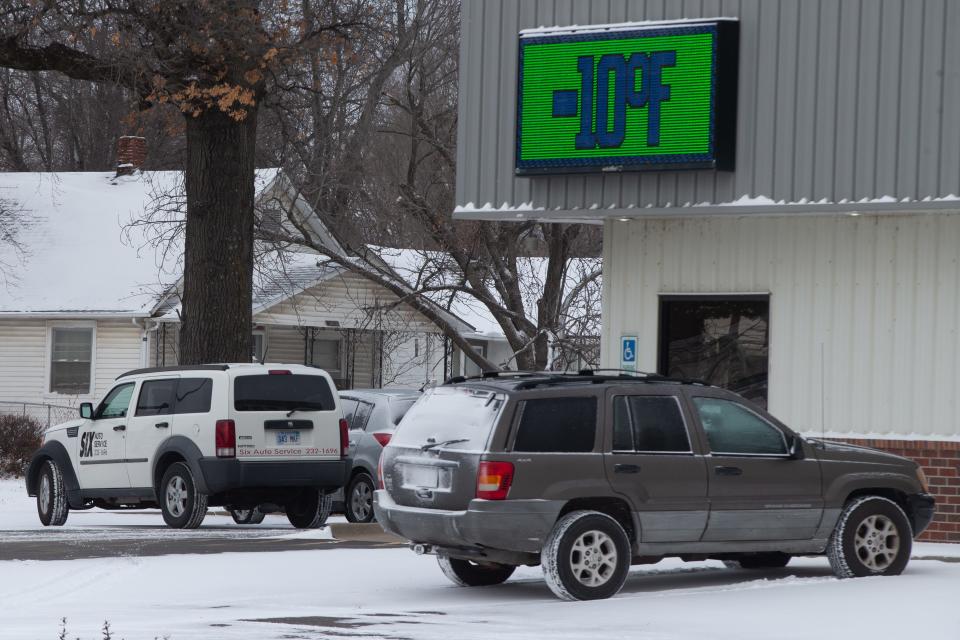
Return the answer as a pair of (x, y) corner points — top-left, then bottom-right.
(621, 337), (637, 364)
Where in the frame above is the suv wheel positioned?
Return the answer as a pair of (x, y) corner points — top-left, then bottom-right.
(286, 490), (332, 529)
(345, 473), (376, 523)
(437, 555), (515, 587)
(230, 507), (266, 525)
(541, 511), (631, 601)
(37, 459), (69, 527)
(723, 552), (792, 569)
(827, 496), (912, 579)
(160, 462), (208, 529)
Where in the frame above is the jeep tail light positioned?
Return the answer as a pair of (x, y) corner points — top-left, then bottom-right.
(372, 432), (392, 447)
(476, 461), (514, 500)
(215, 419), (236, 458)
(340, 418), (349, 458)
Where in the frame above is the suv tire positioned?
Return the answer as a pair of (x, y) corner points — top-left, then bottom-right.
(723, 552), (792, 569)
(345, 473), (376, 523)
(159, 462), (208, 529)
(542, 510), (631, 601)
(286, 490), (332, 529)
(437, 555), (515, 586)
(230, 507), (266, 525)
(37, 459), (69, 527)
(827, 495), (912, 579)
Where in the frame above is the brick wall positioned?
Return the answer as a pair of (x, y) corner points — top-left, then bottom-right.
(831, 438), (960, 543)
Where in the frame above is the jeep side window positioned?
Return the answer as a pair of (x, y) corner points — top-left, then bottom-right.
(692, 397), (787, 455)
(95, 383), (135, 419)
(613, 395), (691, 453)
(136, 379), (177, 417)
(513, 397), (597, 453)
(175, 378), (212, 414)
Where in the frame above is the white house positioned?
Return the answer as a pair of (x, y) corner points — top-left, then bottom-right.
(0, 164), (510, 422)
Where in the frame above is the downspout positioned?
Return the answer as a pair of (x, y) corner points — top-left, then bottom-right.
(133, 318), (158, 368)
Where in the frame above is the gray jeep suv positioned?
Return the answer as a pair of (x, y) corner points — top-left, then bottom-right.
(374, 372), (936, 601)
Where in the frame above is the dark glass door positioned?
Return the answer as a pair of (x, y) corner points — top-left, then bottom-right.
(658, 295), (770, 408)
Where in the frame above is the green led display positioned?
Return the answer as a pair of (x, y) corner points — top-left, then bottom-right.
(516, 21), (738, 174)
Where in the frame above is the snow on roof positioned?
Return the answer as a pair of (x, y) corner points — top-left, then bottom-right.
(0, 169), (278, 315)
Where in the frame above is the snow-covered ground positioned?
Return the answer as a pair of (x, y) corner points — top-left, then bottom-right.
(2, 477), (959, 640)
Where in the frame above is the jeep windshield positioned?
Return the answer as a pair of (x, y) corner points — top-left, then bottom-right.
(390, 386), (506, 450)
(234, 374), (335, 412)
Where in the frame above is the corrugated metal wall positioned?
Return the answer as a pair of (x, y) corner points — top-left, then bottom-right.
(602, 213), (960, 439)
(458, 0), (960, 213)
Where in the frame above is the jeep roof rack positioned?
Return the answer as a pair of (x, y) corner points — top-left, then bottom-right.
(444, 369), (709, 390)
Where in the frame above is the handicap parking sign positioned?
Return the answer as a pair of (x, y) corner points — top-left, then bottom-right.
(620, 336), (637, 370)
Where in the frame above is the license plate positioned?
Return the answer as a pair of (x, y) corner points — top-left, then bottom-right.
(403, 465), (439, 488)
(275, 431), (301, 445)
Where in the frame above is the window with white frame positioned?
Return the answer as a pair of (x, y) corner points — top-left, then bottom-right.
(49, 327), (93, 395)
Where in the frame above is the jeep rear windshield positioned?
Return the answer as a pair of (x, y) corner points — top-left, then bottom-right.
(233, 374), (335, 412)
(390, 386), (506, 449)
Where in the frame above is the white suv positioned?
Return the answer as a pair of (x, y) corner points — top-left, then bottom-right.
(26, 363), (349, 529)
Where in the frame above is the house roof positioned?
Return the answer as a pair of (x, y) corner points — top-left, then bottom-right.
(0, 169), (278, 316)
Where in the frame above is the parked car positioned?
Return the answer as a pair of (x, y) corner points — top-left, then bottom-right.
(374, 372), (936, 601)
(333, 389), (420, 522)
(26, 363), (350, 529)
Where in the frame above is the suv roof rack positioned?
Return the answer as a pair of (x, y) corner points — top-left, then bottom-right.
(444, 369), (709, 390)
(117, 364), (231, 379)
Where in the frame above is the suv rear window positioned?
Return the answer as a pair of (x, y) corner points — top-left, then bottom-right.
(513, 397), (597, 453)
(234, 374), (335, 412)
(136, 378), (212, 416)
(390, 387), (505, 449)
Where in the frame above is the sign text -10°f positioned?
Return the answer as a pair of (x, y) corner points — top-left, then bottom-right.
(516, 20), (738, 175)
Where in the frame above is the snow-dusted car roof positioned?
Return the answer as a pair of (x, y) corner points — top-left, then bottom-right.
(0, 169), (278, 316)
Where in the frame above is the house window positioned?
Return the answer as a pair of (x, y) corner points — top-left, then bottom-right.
(50, 327), (93, 395)
(659, 295), (770, 407)
(311, 338), (340, 373)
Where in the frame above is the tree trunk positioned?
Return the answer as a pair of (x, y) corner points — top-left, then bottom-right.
(179, 108), (258, 364)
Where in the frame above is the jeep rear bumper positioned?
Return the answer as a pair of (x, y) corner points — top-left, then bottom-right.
(373, 489), (562, 555)
(198, 458), (350, 495)
(908, 493), (936, 536)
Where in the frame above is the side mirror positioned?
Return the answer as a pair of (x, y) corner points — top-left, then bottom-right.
(79, 402), (94, 420)
(788, 435), (805, 460)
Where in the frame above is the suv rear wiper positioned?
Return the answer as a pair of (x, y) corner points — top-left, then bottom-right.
(286, 406), (317, 417)
(420, 438), (469, 452)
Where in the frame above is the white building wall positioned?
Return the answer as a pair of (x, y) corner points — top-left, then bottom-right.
(602, 213), (960, 441)
(0, 318), (143, 409)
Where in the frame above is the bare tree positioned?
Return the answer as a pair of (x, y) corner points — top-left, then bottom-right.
(0, 191), (27, 289)
(0, 0), (376, 363)
(267, 0), (602, 371)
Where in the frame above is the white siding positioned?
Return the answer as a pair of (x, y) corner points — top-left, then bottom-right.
(0, 318), (143, 408)
(383, 334), (447, 389)
(602, 213), (960, 440)
(256, 271), (439, 333)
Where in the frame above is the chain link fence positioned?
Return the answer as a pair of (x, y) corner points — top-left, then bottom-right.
(0, 401), (78, 428)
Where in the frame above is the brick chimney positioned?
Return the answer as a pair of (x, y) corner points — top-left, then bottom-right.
(115, 136), (147, 176)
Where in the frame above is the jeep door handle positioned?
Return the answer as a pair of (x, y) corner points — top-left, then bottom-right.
(614, 464), (640, 474)
(113, 424), (126, 432)
(715, 465), (742, 476)
(155, 422), (169, 429)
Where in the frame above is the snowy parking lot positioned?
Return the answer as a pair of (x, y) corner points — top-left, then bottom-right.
(2, 478), (959, 640)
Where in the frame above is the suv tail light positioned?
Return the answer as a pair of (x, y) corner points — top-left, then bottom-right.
(372, 432), (392, 447)
(215, 419), (236, 458)
(339, 418), (349, 458)
(476, 461), (514, 500)
(378, 452), (385, 489)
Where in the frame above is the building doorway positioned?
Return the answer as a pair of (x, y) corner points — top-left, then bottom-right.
(658, 295), (770, 408)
